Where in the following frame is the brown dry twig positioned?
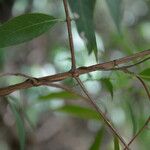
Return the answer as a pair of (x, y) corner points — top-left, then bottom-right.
(62, 1), (148, 149)
(63, 0), (76, 70)
(0, 49), (150, 96)
(0, 72), (35, 80)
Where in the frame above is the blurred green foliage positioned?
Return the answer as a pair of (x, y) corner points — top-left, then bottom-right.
(0, 0), (149, 150)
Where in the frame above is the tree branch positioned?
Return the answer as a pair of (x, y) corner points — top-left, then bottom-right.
(0, 49), (150, 96)
(63, 0), (76, 70)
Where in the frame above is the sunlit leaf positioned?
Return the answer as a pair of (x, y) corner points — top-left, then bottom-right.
(114, 136), (120, 150)
(39, 91), (79, 100)
(89, 127), (104, 150)
(0, 13), (59, 48)
(139, 68), (150, 81)
(106, 0), (123, 32)
(68, 0), (98, 59)
(101, 78), (114, 99)
(8, 98), (25, 150)
(55, 105), (100, 120)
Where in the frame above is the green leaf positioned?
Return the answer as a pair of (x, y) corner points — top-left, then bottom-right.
(89, 127), (104, 150)
(127, 103), (137, 135)
(68, 0), (98, 59)
(139, 68), (150, 81)
(114, 136), (120, 150)
(8, 99), (25, 150)
(101, 78), (114, 99)
(55, 105), (100, 120)
(106, 0), (123, 32)
(39, 91), (79, 100)
(0, 13), (59, 48)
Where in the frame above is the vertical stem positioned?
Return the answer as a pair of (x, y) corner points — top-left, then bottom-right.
(75, 77), (130, 150)
(63, 0), (76, 70)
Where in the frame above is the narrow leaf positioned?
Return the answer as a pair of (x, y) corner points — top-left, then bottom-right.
(55, 105), (100, 120)
(139, 68), (150, 81)
(0, 13), (59, 48)
(39, 91), (79, 100)
(8, 99), (25, 150)
(89, 127), (104, 150)
(106, 0), (123, 32)
(127, 103), (137, 135)
(114, 136), (120, 150)
(68, 0), (98, 59)
(101, 78), (114, 99)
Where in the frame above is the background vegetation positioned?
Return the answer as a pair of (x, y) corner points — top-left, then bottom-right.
(0, 0), (149, 150)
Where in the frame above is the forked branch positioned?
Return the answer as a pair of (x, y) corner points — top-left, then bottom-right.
(0, 1), (149, 149)
(0, 49), (150, 96)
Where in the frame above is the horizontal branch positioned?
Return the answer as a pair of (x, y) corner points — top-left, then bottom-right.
(0, 49), (150, 96)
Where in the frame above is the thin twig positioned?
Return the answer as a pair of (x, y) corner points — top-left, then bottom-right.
(124, 117), (150, 150)
(136, 76), (150, 100)
(121, 69), (150, 101)
(55, 2), (129, 147)
(112, 57), (150, 70)
(74, 77), (130, 149)
(63, 0), (76, 70)
(0, 72), (34, 79)
(43, 83), (89, 102)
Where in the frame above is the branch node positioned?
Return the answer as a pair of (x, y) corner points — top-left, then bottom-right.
(29, 78), (41, 87)
(113, 59), (118, 67)
(69, 69), (79, 78)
